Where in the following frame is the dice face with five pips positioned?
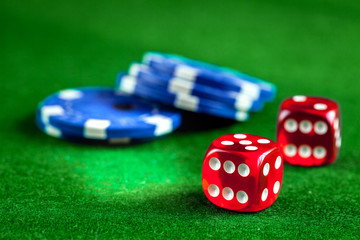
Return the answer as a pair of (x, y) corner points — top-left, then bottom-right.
(202, 134), (283, 212)
(277, 96), (341, 167)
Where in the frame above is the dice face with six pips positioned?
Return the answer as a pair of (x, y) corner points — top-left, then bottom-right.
(202, 134), (283, 212)
(277, 95), (341, 167)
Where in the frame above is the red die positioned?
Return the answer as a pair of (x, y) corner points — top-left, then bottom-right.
(277, 95), (341, 166)
(202, 134), (283, 212)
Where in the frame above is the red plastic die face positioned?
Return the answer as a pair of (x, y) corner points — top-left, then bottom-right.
(277, 95), (341, 166)
(202, 134), (283, 212)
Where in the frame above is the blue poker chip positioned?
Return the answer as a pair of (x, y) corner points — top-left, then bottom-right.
(128, 63), (264, 112)
(142, 52), (277, 102)
(36, 87), (182, 140)
(116, 74), (249, 122)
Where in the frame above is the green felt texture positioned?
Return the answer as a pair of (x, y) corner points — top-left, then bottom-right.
(1, 0), (360, 238)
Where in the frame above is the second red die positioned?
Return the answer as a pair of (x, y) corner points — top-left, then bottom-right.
(202, 134), (283, 212)
(277, 95), (341, 167)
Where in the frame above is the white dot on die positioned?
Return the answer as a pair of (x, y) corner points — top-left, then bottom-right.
(224, 161), (235, 174)
(299, 120), (312, 134)
(293, 95), (307, 102)
(313, 146), (327, 159)
(299, 145), (312, 158)
(336, 138), (342, 148)
(261, 188), (268, 201)
(263, 163), (270, 176)
(58, 89), (83, 100)
(314, 103), (328, 110)
(245, 146), (258, 151)
(222, 187), (234, 200)
(275, 156), (282, 169)
(208, 184), (220, 197)
(273, 181), (280, 194)
(236, 191), (248, 204)
(239, 140), (252, 145)
(258, 139), (270, 144)
(314, 121), (328, 135)
(334, 118), (340, 130)
(284, 119), (298, 133)
(284, 144), (297, 157)
(335, 129), (341, 139)
(238, 163), (250, 177)
(221, 141), (234, 146)
(234, 134), (247, 139)
(209, 157), (221, 171)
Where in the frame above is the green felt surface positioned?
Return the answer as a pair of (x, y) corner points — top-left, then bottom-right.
(1, 0), (360, 239)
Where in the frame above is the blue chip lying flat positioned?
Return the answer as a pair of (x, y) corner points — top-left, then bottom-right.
(36, 87), (182, 140)
(128, 63), (264, 112)
(116, 74), (249, 122)
(142, 52), (277, 102)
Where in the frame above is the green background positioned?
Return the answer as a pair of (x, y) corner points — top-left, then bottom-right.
(1, 0), (359, 239)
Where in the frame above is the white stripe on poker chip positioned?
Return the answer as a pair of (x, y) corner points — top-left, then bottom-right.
(41, 105), (65, 124)
(174, 93), (199, 111)
(235, 111), (248, 121)
(143, 114), (173, 136)
(58, 89), (83, 100)
(128, 63), (142, 76)
(174, 65), (198, 81)
(241, 82), (260, 100)
(234, 93), (252, 111)
(168, 77), (194, 95)
(84, 119), (111, 139)
(44, 124), (62, 138)
(119, 75), (137, 94)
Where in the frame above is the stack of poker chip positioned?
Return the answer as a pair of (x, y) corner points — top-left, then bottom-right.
(116, 52), (277, 122)
(36, 52), (277, 145)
